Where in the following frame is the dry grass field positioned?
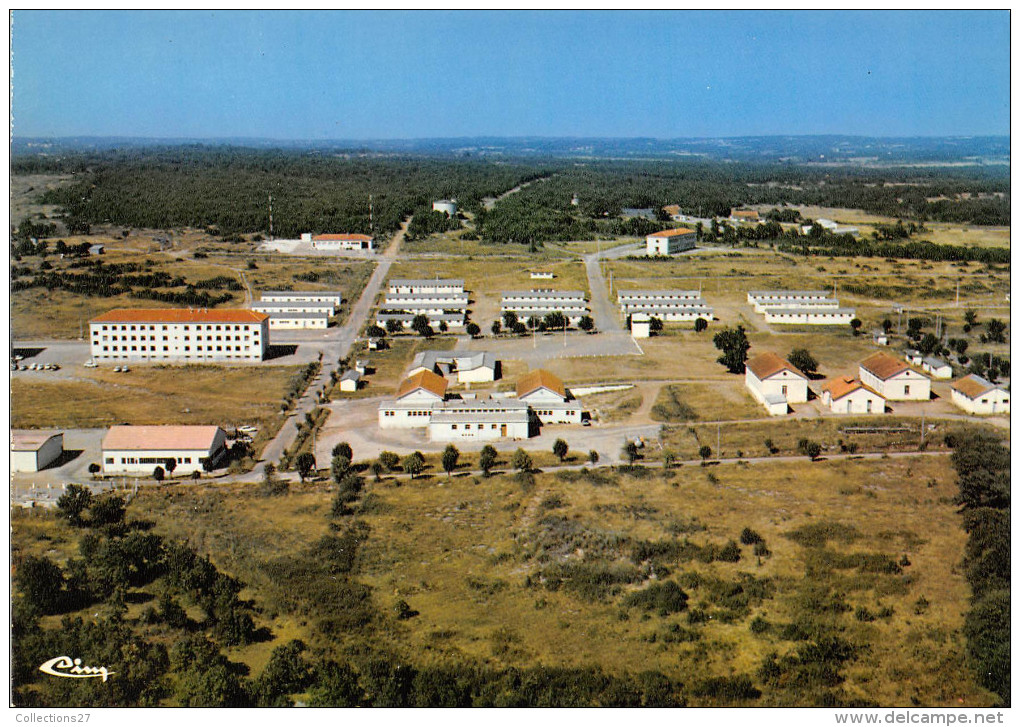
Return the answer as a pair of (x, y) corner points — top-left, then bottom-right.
(11, 364), (302, 430)
(57, 452), (996, 707)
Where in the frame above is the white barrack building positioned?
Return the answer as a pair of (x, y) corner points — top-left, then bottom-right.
(101, 425), (228, 475)
(501, 290), (588, 324)
(762, 307), (856, 325)
(388, 278), (464, 295)
(260, 291), (344, 307)
(302, 233), (374, 251)
(646, 228), (697, 256)
(90, 309), (269, 362)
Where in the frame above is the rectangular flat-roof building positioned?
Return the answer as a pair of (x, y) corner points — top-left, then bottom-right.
(383, 292), (469, 307)
(752, 297), (842, 313)
(90, 309), (269, 362)
(11, 431), (64, 473)
(762, 307), (856, 325)
(252, 301), (336, 315)
(428, 400), (530, 442)
(388, 279), (465, 295)
(303, 233), (374, 251)
(646, 228), (696, 256)
(264, 311), (330, 330)
(260, 291), (344, 307)
(409, 350), (500, 383)
(747, 290), (829, 304)
(501, 290), (588, 324)
(101, 425), (227, 475)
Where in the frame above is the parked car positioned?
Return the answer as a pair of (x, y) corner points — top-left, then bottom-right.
(83, 360), (98, 368)
(114, 366), (123, 372)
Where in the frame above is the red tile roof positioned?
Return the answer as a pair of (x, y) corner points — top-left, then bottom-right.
(313, 233), (373, 241)
(952, 374), (1002, 399)
(648, 228), (695, 238)
(821, 376), (883, 401)
(396, 370), (448, 399)
(102, 425), (224, 451)
(516, 369), (567, 399)
(745, 352), (805, 380)
(91, 308), (268, 324)
(860, 352), (910, 380)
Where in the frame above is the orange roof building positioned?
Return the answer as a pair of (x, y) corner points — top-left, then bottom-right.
(395, 370), (449, 401)
(744, 352), (809, 413)
(101, 425), (228, 475)
(745, 352), (806, 381)
(303, 232), (374, 250)
(516, 369), (568, 401)
(646, 228), (697, 256)
(820, 376), (885, 414)
(859, 351), (931, 401)
(950, 374), (1010, 415)
(89, 308), (269, 363)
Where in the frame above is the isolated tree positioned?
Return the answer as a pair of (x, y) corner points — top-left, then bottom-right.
(88, 463), (101, 477)
(465, 322), (481, 338)
(385, 319), (402, 334)
(402, 452), (425, 480)
(365, 325), (386, 338)
(490, 320), (502, 336)
(622, 441), (639, 464)
(164, 458), (178, 479)
(332, 442), (353, 460)
(552, 438), (569, 463)
(850, 318), (863, 336)
(713, 325), (751, 373)
(90, 494), (126, 526)
(648, 317), (663, 333)
(378, 451), (400, 471)
(578, 315), (595, 332)
(441, 445), (460, 478)
(511, 449), (532, 472)
(331, 455), (352, 486)
(411, 314), (433, 338)
(699, 445), (712, 461)
(919, 333), (940, 356)
(787, 348), (818, 377)
(964, 310), (978, 327)
(512, 321), (528, 336)
(805, 442), (823, 460)
(56, 484), (92, 527)
(478, 445), (498, 476)
(694, 317), (708, 333)
(588, 450), (599, 465)
(502, 310), (519, 330)
(662, 450), (677, 469)
(882, 318), (893, 334)
(986, 319), (1007, 343)
(439, 321), (448, 333)
(370, 461), (384, 482)
(295, 452), (317, 483)
(153, 466), (165, 482)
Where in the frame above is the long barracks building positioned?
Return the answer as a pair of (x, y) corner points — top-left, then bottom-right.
(89, 309), (269, 362)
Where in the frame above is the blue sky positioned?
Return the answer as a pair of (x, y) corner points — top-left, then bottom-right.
(11, 10), (1010, 139)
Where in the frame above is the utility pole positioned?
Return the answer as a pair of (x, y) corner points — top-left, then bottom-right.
(268, 194), (273, 240)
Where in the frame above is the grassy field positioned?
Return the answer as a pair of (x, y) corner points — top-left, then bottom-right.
(11, 364), (302, 430)
(401, 230), (573, 259)
(77, 452), (1000, 707)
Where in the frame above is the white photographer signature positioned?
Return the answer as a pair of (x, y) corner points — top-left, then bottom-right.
(39, 656), (115, 682)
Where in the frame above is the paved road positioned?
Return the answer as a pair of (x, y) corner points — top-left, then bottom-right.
(255, 218), (408, 474)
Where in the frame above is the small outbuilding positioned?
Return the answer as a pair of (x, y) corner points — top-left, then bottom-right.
(11, 430), (64, 472)
(340, 370), (361, 392)
(630, 313), (652, 339)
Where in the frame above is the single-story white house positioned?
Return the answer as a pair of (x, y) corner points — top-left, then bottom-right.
(432, 200), (457, 216)
(762, 307), (856, 325)
(744, 352), (809, 416)
(747, 290), (829, 305)
(646, 228), (697, 256)
(921, 357), (953, 380)
(630, 313), (651, 339)
(378, 370), (449, 428)
(408, 350), (500, 383)
(339, 370), (361, 392)
(516, 369), (583, 424)
(101, 425), (227, 476)
(820, 377), (886, 414)
(950, 375), (1010, 415)
(11, 430), (64, 472)
(859, 352), (931, 401)
(303, 233), (374, 251)
(264, 312), (330, 330)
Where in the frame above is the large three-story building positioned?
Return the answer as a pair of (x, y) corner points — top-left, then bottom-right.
(89, 309), (269, 362)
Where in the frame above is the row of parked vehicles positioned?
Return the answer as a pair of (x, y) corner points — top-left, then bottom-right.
(11, 361), (60, 371)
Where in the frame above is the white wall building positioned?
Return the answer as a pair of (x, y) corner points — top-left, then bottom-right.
(339, 370), (361, 392)
(428, 400), (530, 442)
(388, 279), (464, 295)
(950, 375), (1010, 415)
(264, 312), (330, 330)
(618, 290), (702, 305)
(432, 200), (457, 216)
(11, 431), (64, 473)
(101, 425), (228, 475)
(820, 378), (886, 414)
(646, 228), (697, 256)
(409, 350), (499, 383)
(762, 307), (856, 325)
(752, 297), (841, 313)
(859, 352), (931, 401)
(90, 309), (269, 362)
(516, 370), (582, 424)
(744, 352), (809, 416)
(630, 313), (651, 339)
(747, 290), (829, 305)
(260, 291), (344, 308)
(378, 370), (449, 429)
(383, 292), (469, 308)
(302, 233), (374, 251)
(376, 313), (465, 330)
(501, 290), (589, 324)
(921, 357), (953, 380)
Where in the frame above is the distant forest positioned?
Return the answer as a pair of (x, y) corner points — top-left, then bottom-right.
(11, 147), (1010, 243)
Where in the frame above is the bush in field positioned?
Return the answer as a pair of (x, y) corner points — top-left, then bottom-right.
(621, 581), (689, 614)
